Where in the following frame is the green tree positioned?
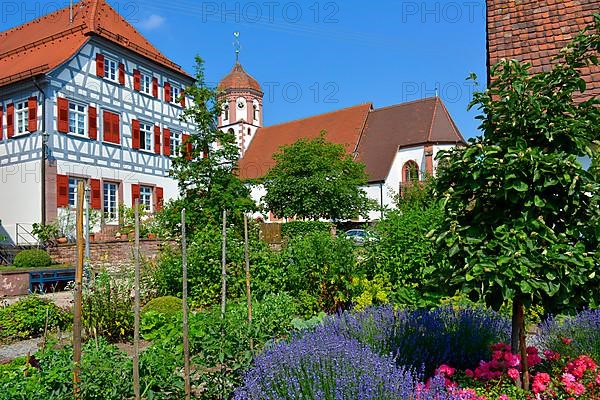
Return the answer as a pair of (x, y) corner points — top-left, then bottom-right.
(262, 132), (371, 220)
(434, 17), (599, 388)
(164, 57), (255, 232)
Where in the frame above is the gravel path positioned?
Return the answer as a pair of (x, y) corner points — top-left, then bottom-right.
(0, 338), (41, 361)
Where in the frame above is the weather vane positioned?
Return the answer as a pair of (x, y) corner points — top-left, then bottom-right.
(233, 32), (241, 62)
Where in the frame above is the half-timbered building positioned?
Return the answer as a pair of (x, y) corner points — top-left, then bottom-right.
(0, 0), (194, 243)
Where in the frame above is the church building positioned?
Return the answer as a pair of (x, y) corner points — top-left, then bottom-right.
(216, 61), (466, 221)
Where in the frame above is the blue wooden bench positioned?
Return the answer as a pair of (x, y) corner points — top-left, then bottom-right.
(29, 268), (75, 294)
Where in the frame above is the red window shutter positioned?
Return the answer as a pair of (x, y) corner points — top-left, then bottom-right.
(164, 83), (172, 103)
(131, 119), (140, 149)
(182, 133), (192, 160)
(155, 187), (164, 211)
(111, 113), (120, 144)
(133, 69), (141, 91)
(0, 105), (3, 140)
(103, 110), (111, 142)
(163, 128), (171, 156)
(57, 98), (69, 133)
(88, 106), (97, 139)
(28, 97), (37, 132)
(154, 125), (161, 154)
(180, 89), (186, 107)
(96, 53), (105, 78)
(56, 174), (69, 208)
(6, 103), (14, 138)
(131, 184), (140, 206)
(90, 179), (102, 209)
(118, 63), (125, 85)
(152, 78), (158, 98)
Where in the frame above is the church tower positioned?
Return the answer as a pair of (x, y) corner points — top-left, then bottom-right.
(217, 58), (263, 155)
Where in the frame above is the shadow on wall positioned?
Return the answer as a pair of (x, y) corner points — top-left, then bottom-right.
(0, 223), (15, 246)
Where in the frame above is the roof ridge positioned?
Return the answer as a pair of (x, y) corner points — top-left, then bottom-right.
(262, 103), (373, 130)
(87, 0), (101, 32)
(371, 97), (437, 113)
(427, 96), (439, 142)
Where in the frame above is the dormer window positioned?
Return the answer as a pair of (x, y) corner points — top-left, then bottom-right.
(104, 57), (118, 82)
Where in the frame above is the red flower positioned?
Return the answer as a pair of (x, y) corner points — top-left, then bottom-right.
(561, 337), (573, 344)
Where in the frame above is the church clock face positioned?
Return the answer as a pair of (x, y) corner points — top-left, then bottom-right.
(237, 101), (245, 109)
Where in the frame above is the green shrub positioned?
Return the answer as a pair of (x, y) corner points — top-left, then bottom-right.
(281, 221), (333, 239)
(13, 249), (53, 269)
(142, 296), (182, 318)
(82, 272), (133, 342)
(0, 296), (70, 343)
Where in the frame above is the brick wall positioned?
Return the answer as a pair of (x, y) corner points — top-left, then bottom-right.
(48, 239), (175, 270)
(487, 0), (599, 100)
(0, 271), (29, 297)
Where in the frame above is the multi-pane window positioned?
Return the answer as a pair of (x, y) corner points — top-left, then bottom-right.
(170, 85), (181, 104)
(103, 182), (119, 223)
(104, 58), (118, 82)
(69, 103), (86, 135)
(68, 177), (85, 207)
(15, 101), (28, 134)
(141, 73), (152, 95)
(139, 122), (153, 152)
(170, 130), (181, 157)
(139, 186), (153, 212)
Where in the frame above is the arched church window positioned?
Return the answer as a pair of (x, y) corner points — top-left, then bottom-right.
(253, 104), (258, 121)
(402, 161), (420, 183)
(224, 104), (230, 121)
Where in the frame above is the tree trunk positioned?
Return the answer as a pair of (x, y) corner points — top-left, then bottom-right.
(511, 296), (530, 390)
(511, 298), (520, 354)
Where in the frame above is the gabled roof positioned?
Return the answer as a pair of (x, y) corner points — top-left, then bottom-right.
(218, 61), (262, 93)
(357, 97), (464, 182)
(238, 103), (372, 180)
(238, 97), (465, 183)
(0, 0), (189, 87)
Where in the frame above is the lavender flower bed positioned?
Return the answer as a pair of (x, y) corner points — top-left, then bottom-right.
(234, 329), (467, 400)
(536, 308), (600, 360)
(324, 305), (510, 375)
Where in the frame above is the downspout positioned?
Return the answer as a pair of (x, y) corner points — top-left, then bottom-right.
(33, 77), (47, 224)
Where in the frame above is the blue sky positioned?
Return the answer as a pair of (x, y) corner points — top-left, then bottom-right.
(1, 0), (488, 139)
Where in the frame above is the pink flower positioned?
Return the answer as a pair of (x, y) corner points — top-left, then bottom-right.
(532, 372), (550, 394)
(596, 372), (600, 385)
(504, 352), (520, 368)
(436, 364), (456, 378)
(498, 395), (510, 400)
(465, 369), (474, 378)
(507, 368), (519, 381)
(543, 350), (560, 361)
(562, 337), (573, 344)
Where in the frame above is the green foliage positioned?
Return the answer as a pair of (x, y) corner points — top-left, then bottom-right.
(434, 18), (600, 314)
(13, 249), (53, 269)
(281, 220), (333, 239)
(82, 272), (133, 342)
(350, 275), (392, 311)
(263, 132), (372, 220)
(31, 223), (59, 243)
(141, 296), (182, 318)
(368, 181), (449, 307)
(0, 339), (185, 400)
(0, 296), (70, 343)
(167, 57), (255, 234)
(283, 231), (358, 313)
(142, 293), (298, 399)
(152, 224), (281, 307)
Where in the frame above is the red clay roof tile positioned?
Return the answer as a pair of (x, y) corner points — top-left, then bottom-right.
(0, 0), (189, 87)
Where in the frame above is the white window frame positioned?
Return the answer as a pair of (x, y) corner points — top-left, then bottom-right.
(170, 130), (182, 157)
(103, 181), (119, 224)
(15, 101), (29, 135)
(139, 121), (153, 152)
(68, 102), (87, 136)
(170, 85), (181, 104)
(140, 73), (152, 95)
(139, 186), (153, 212)
(68, 177), (85, 207)
(104, 57), (118, 82)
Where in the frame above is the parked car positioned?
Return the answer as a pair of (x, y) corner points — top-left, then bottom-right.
(344, 229), (377, 245)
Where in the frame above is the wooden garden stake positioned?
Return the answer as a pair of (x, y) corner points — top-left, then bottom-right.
(182, 208), (191, 400)
(42, 306), (49, 356)
(133, 200), (141, 400)
(220, 210), (227, 400)
(73, 181), (85, 399)
(244, 214), (253, 352)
